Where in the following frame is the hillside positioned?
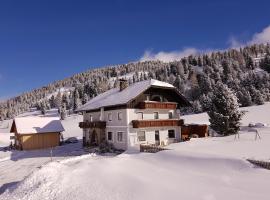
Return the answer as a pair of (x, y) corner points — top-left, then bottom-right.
(1, 43), (270, 120)
(1, 103), (270, 200)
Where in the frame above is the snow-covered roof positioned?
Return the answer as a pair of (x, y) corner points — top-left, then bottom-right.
(77, 79), (177, 112)
(11, 117), (65, 134)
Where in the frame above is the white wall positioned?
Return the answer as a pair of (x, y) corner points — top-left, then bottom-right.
(83, 108), (182, 150)
(129, 127), (181, 147)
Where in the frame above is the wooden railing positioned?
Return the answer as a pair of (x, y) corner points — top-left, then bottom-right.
(140, 144), (168, 153)
(138, 101), (177, 109)
(79, 121), (106, 129)
(132, 119), (184, 128)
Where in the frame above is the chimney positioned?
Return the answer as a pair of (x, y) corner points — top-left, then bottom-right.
(119, 79), (128, 91)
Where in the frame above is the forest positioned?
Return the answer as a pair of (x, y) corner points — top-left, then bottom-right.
(1, 43), (270, 120)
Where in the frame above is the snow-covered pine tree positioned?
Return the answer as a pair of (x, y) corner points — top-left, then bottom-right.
(207, 82), (244, 136)
(236, 89), (253, 107)
(40, 101), (46, 115)
(73, 89), (81, 111)
(82, 93), (88, 105)
(60, 103), (67, 120)
(54, 91), (62, 109)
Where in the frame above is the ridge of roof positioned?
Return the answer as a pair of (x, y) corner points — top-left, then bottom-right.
(77, 79), (177, 112)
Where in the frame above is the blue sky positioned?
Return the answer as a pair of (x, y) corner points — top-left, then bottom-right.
(1, 0), (270, 99)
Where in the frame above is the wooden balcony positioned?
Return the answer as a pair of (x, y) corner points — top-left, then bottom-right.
(132, 119), (184, 128)
(79, 121), (106, 129)
(138, 101), (177, 109)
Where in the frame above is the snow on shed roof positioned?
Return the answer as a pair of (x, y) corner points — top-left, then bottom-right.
(11, 117), (65, 134)
(77, 79), (175, 112)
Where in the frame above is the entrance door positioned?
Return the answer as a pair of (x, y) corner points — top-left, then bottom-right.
(155, 130), (160, 145)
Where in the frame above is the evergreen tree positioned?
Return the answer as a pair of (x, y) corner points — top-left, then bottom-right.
(207, 82), (244, 136)
(60, 103), (67, 120)
(260, 53), (270, 73)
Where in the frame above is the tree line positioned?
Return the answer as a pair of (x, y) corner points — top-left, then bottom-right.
(1, 43), (270, 121)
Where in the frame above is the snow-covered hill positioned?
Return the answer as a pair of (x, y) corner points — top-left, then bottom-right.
(1, 103), (270, 199)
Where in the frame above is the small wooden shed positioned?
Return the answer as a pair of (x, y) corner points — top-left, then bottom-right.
(181, 124), (208, 140)
(10, 117), (65, 150)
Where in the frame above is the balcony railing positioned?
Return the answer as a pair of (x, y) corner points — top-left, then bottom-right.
(79, 121), (106, 129)
(138, 101), (177, 109)
(132, 119), (184, 128)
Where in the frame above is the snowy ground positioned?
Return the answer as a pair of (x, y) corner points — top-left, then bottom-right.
(0, 110), (84, 195)
(0, 104), (270, 199)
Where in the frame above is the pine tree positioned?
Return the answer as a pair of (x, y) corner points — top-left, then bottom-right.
(260, 53), (270, 73)
(207, 82), (244, 135)
(237, 89), (253, 107)
(60, 103), (67, 120)
(73, 89), (80, 111)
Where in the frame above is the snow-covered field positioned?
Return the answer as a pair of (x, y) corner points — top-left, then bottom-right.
(1, 103), (270, 199)
(0, 110), (83, 195)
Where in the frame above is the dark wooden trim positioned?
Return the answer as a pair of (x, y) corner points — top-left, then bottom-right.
(138, 101), (177, 109)
(132, 119), (184, 128)
(79, 121), (106, 129)
(104, 104), (127, 111)
(86, 109), (100, 113)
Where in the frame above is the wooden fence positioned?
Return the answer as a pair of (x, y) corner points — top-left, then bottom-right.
(247, 159), (270, 170)
(140, 144), (167, 153)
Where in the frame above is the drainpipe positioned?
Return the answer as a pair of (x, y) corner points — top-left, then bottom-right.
(100, 107), (104, 121)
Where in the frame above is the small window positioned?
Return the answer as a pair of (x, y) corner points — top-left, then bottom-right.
(107, 132), (113, 141)
(137, 131), (146, 141)
(89, 115), (93, 122)
(108, 113), (112, 121)
(168, 112), (173, 119)
(118, 112), (123, 120)
(154, 112), (159, 119)
(117, 132), (123, 142)
(137, 112), (143, 120)
(168, 130), (175, 138)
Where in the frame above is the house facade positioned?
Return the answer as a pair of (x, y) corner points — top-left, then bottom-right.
(77, 79), (190, 150)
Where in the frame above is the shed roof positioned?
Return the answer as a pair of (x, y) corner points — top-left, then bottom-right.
(11, 117), (65, 134)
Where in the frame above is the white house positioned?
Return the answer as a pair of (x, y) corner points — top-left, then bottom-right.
(77, 79), (190, 150)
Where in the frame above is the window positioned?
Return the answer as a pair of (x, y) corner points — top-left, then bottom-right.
(89, 115), (93, 122)
(137, 112), (143, 120)
(108, 113), (112, 121)
(137, 131), (146, 141)
(107, 132), (113, 141)
(154, 112), (159, 119)
(168, 130), (175, 138)
(118, 112), (123, 120)
(117, 132), (123, 142)
(155, 130), (160, 141)
(168, 112), (173, 119)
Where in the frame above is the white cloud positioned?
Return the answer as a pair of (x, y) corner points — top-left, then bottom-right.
(228, 25), (270, 48)
(141, 25), (270, 62)
(249, 25), (270, 44)
(140, 48), (200, 62)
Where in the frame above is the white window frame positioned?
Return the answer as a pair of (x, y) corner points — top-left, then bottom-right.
(137, 131), (146, 142)
(118, 112), (123, 121)
(108, 113), (112, 121)
(107, 131), (113, 141)
(154, 112), (159, 119)
(137, 112), (144, 120)
(117, 132), (124, 142)
(89, 115), (93, 122)
(168, 129), (176, 138)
